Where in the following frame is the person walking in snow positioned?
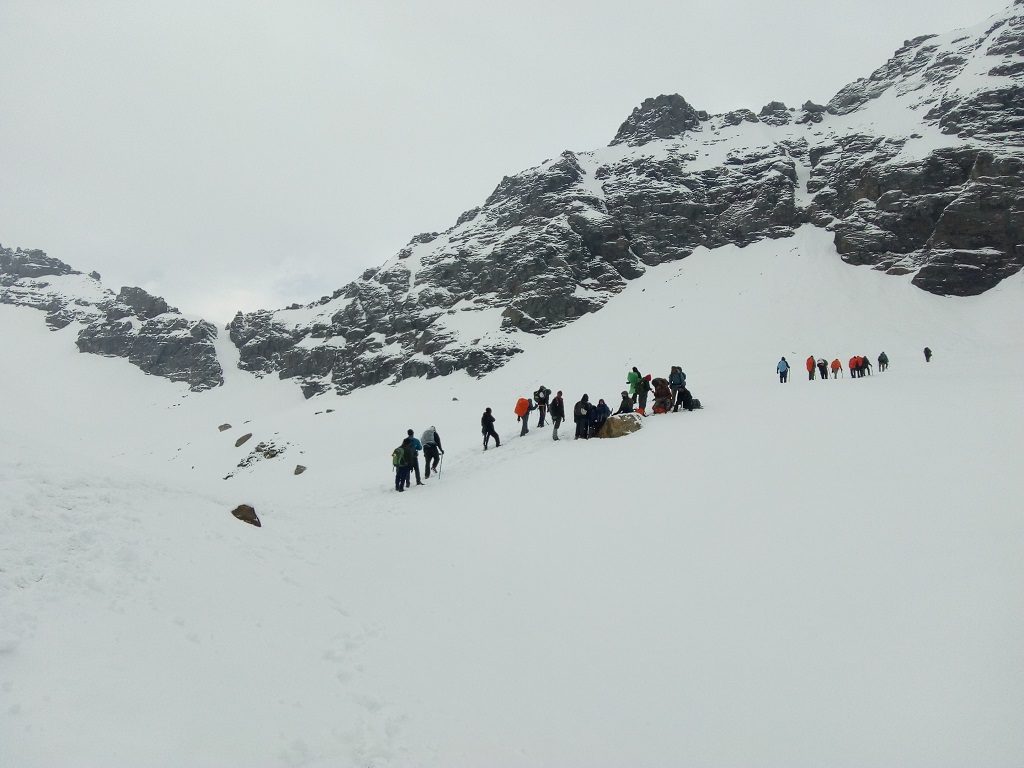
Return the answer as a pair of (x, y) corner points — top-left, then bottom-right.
(830, 358), (842, 379)
(849, 355), (859, 378)
(549, 390), (565, 440)
(924, 347), (932, 362)
(405, 429), (424, 487)
(514, 396), (533, 436)
(421, 426), (444, 478)
(481, 407), (500, 450)
(669, 366), (686, 411)
(861, 355), (872, 376)
(627, 367), (642, 404)
(806, 355), (816, 381)
(777, 357), (790, 383)
(589, 398), (611, 437)
(816, 358), (828, 380)
(573, 394), (591, 440)
(878, 351), (889, 372)
(533, 385), (551, 428)
(637, 374), (652, 414)
(615, 391), (633, 415)
(394, 437), (415, 492)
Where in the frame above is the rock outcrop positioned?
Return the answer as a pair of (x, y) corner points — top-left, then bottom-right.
(0, 246), (223, 390)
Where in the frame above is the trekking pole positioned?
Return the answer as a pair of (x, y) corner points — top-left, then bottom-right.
(438, 452), (444, 479)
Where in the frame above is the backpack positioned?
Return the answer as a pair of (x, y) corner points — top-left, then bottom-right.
(515, 397), (531, 417)
(391, 447), (404, 468)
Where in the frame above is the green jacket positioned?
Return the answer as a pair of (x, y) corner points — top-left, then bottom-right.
(626, 370), (641, 395)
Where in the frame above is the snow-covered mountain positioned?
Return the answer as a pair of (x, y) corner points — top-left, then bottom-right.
(1, 2), (1022, 401)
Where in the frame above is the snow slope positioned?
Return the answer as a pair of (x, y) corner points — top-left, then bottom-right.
(2, 227), (1023, 767)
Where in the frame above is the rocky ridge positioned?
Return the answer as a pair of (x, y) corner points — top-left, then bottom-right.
(3, 3), (1022, 397)
(0, 246), (223, 390)
(229, 2), (1023, 397)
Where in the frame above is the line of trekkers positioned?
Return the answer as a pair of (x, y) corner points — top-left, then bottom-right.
(776, 353), (890, 383)
(392, 426), (445, 492)
(480, 364), (701, 450)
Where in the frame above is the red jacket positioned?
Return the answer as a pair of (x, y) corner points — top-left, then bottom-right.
(806, 356), (815, 372)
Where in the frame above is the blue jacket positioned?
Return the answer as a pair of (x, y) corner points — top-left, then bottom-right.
(669, 370), (685, 388)
(410, 437), (422, 452)
(777, 359), (790, 373)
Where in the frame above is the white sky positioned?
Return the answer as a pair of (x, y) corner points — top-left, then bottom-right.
(0, 0), (1010, 322)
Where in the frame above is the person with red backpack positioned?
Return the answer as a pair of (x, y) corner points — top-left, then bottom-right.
(515, 396), (533, 436)
(830, 358), (842, 378)
(806, 355), (816, 380)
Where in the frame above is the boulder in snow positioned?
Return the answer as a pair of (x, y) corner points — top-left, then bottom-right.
(230, 504), (261, 527)
(598, 413), (643, 438)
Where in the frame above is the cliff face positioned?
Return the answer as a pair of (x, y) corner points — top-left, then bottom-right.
(5, 4), (1022, 396)
(228, 3), (1023, 397)
(0, 247), (223, 391)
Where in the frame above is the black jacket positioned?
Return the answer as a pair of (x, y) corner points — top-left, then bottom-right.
(615, 395), (633, 414)
(573, 400), (590, 420)
(549, 396), (565, 420)
(481, 412), (495, 432)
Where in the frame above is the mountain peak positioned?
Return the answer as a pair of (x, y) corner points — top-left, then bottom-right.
(609, 94), (706, 147)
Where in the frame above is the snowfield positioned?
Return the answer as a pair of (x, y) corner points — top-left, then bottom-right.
(2, 227), (1023, 767)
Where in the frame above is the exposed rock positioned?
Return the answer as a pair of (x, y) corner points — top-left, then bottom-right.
(230, 504), (261, 527)
(758, 101), (792, 126)
(0, 245), (224, 391)
(610, 94), (703, 146)
(598, 413), (643, 438)
(235, 433), (253, 447)
(294, 465), (307, 475)
(218, 423), (232, 432)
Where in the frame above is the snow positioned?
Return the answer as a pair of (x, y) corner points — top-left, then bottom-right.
(2, 227), (1023, 766)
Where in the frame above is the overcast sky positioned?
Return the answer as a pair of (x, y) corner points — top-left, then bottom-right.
(0, 0), (1009, 321)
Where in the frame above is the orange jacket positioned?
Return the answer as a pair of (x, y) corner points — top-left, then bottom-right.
(830, 359), (841, 371)
(848, 356), (859, 370)
(806, 356), (815, 372)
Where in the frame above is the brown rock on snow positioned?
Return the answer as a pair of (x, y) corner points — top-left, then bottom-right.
(598, 413), (644, 438)
(231, 504), (261, 527)
(218, 423), (232, 432)
(235, 432), (253, 447)
(294, 465), (307, 475)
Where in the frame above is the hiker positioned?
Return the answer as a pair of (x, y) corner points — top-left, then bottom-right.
(393, 437), (415, 492)
(816, 358), (828, 380)
(651, 377), (673, 414)
(669, 366), (686, 411)
(549, 390), (565, 440)
(615, 390), (633, 415)
(573, 394), (591, 440)
(849, 356), (859, 378)
(862, 355), (872, 376)
(481, 407), (500, 450)
(777, 356), (790, 383)
(878, 352), (889, 372)
(637, 374), (652, 414)
(421, 426), (444, 478)
(589, 398), (611, 437)
(627, 367), (642, 404)
(924, 347), (932, 362)
(533, 386), (551, 428)
(830, 358), (842, 379)
(514, 396), (533, 436)
(405, 429), (424, 487)
(679, 385), (695, 412)
(806, 355), (816, 380)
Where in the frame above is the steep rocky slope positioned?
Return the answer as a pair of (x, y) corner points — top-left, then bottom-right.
(229, 2), (1023, 397)
(4, 3), (1022, 396)
(0, 247), (222, 390)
